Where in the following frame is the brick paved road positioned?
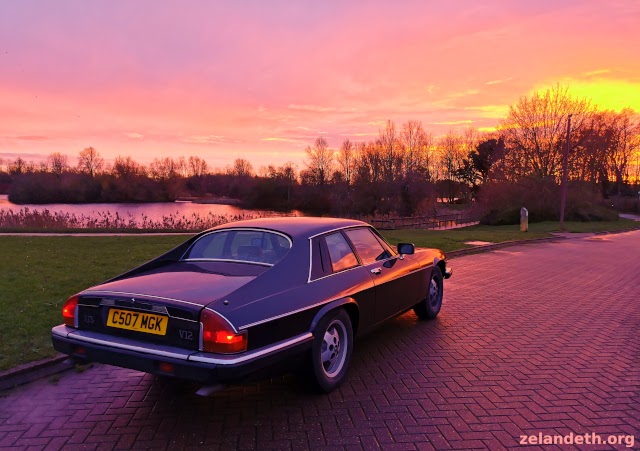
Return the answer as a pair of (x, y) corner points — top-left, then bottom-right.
(1, 231), (639, 450)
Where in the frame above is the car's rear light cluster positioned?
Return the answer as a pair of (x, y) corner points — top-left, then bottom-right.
(62, 295), (79, 327)
(200, 309), (247, 354)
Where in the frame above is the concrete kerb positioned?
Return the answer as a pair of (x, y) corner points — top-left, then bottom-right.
(2, 225), (639, 391)
(0, 355), (71, 391)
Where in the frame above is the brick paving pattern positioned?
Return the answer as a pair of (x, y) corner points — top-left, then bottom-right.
(1, 231), (639, 450)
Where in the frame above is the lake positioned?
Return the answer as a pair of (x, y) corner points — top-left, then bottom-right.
(0, 194), (301, 222)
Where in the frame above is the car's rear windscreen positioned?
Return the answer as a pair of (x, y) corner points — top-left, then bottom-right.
(182, 229), (292, 265)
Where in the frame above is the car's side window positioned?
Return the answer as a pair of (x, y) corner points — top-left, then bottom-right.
(324, 232), (359, 273)
(344, 227), (392, 265)
(372, 230), (397, 257)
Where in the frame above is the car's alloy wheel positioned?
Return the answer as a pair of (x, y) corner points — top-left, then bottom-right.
(309, 309), (353, 393)
(413, 266), (443, 320)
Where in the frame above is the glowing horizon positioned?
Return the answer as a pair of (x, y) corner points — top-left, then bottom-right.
(1, 1), (639, 169)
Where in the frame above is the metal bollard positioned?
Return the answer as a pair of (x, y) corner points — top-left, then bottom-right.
(520, 207), (528, 232)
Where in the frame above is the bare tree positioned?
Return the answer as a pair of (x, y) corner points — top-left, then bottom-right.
(8, 157), (28, 175)
(48, 152), (69, 175)
(336, 139), (355, 186)
(175, 157), (188, 178)
(77, 147), (104, 177)
(228, 158), (254, 177)
(606, 108), (639, 191)
(149, 157), (179, 181)
(304, 137), (334, 186)
(378, 120), (400, 181)
(421, 131), (436, 181)
(400, 120), (427, 178)
(188, 156), (208, 177)
(500, 84), (592, 180)
(438, 131), (465, 202)
(111, 156), (145, 179)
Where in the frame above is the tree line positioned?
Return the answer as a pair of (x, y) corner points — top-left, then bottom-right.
(1, 85), (639, 221)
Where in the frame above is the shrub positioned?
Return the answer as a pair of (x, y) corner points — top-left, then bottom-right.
(479, 179), (618, 225)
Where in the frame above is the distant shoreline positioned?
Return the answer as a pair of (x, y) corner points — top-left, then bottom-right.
(174, 196), (243, 205)
(0, 195), (244, 207)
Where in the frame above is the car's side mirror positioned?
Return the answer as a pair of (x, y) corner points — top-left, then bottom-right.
(397, 243), (415, 255)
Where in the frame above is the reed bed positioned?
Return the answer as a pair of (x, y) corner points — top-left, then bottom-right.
(0, 207), (289, 231)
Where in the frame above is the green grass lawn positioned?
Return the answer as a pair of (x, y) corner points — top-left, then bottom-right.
(0, 236), (187, 371)
(0, 218), (638, 371)
(381, 219), (639, 251)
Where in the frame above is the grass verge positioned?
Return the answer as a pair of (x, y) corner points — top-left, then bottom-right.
(381, 219), (639, 251)
(0, 219), (637, 371)
(0, 236), (187, 371)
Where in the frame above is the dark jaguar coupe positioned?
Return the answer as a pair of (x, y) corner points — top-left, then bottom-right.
(52, 217), (452, 392)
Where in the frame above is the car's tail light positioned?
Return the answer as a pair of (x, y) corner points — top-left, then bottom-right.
(62, 295), (79, 327)
(200, 309), (247, 354)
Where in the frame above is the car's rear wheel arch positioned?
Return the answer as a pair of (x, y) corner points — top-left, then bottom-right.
(342, 303), (359, 337)
(310, 298), (359, 336)
(436, 259), (446, 276)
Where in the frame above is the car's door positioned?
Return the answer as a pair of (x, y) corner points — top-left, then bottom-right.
(343, 227), (422, 323)
(310, 232), (377, 332)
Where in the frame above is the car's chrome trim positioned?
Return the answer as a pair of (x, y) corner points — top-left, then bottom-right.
(202, 308), (238, 333)
(307, 224), (363, 240)
(100, 298), (170, 315)
(243, 265), (429, 330)
(309, 264), (362, 284)
(54, 326), (193, 360)
(83, 290), (204, 308)
(53, 325), (312, 366)
(181, 228), (293, 261)
(189, 333), (312, 364)
(182, 258), (273, 267)
(307, 238), (313, 282)
(307, 225), (397, 283)
(180, 258), (273, 267)
(238, 299), (333, 330)
(52, 325), (71, 338)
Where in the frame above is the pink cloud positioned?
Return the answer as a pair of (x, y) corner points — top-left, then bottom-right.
(0, 1), (638, 169)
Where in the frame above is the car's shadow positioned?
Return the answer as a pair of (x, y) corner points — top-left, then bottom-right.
(141, 311), (449, 421)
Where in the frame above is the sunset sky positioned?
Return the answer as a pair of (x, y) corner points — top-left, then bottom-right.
(1, 0), (639, 169)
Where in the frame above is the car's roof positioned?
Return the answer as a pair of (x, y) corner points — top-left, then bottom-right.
(211, 217), (368, 239)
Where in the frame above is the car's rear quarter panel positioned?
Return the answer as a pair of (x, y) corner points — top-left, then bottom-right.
(219, 266), (374, 349)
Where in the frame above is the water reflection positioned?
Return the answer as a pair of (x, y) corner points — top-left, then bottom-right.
(0, 194), (301, 222)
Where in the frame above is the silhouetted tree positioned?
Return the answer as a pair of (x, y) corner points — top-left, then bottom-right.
(500, 84), (592, 180)
(111, 156), (146, 179)
(77, 147), (104, 177)
(304, 137), (334, 186)
(48, 152), (69, 175)
(337, 139), (355, 186)
(229, 158), (253, 177)
(188, 156), (208, 177)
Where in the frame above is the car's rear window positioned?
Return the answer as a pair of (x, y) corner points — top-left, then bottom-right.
(183, 229), (291, 265)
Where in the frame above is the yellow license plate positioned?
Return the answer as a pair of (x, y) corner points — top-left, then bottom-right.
(106, 309), (168, 336)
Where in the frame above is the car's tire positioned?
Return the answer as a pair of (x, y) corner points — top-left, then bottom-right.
(308, 309), (353, 393)
(413, 266), (444, 320)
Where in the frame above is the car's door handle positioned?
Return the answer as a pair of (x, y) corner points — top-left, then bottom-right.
(370, 267), (382, 275)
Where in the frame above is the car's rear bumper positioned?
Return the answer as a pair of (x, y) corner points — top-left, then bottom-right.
(444, 267), (453, 279)
(51, 325), (313, 385)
